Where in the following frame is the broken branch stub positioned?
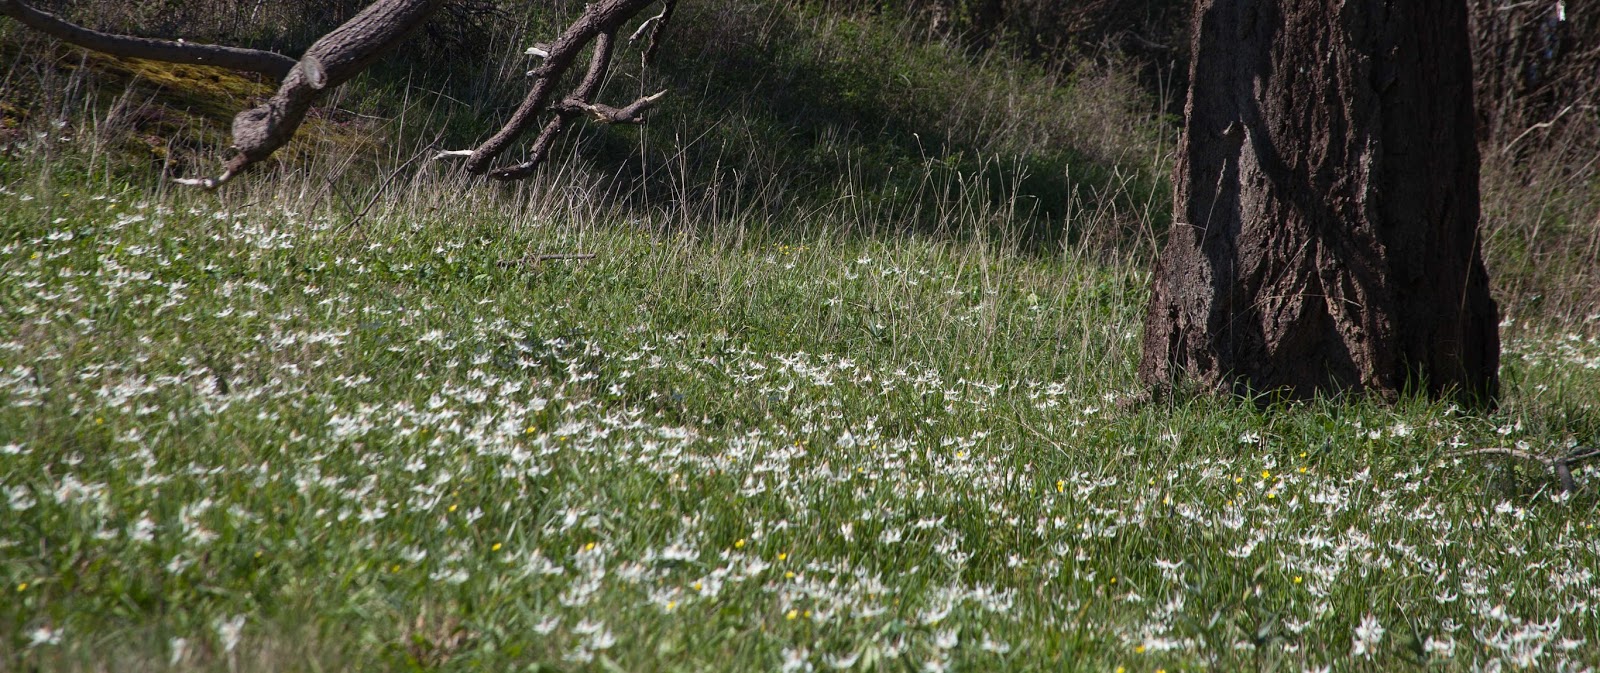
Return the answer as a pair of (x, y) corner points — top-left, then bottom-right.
(575, 89), (668, 124)
(637, 0), (676, 65)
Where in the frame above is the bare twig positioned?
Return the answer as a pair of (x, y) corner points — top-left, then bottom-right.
(1445, 446), (1552, 463)
(1500, 103), (1576, 155)
(338, 142), (439, 234)
(496, 253), (596, 268)
(1445, 445), (1599, 493)
(628, 11), (663, 41)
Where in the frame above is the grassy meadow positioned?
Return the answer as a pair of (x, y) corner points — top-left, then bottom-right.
(3, 2), (1600, 671)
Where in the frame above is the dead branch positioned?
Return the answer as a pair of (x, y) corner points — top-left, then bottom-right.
(462, 0), (664, 178)
(568, 89), (668, 124)
(1445, 445), (1600, 493)
(485, 29), (618, 181)
(496, 253), (597, 268)
(9, 0), (448, 189)
(0, 0), (297, 77)
(11, 0), (675, 188)
(199, 0), (449, 188)
(630, 0), (676, 65)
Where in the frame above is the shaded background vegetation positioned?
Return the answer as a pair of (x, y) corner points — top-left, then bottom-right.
(2, 0), (1597, 320)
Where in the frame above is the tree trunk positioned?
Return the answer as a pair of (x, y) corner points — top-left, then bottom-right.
(1139, 0), (1500, 406)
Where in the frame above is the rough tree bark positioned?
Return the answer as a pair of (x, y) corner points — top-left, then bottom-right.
(190, 0), (450, 187)
(1139, 0), (1500, 406)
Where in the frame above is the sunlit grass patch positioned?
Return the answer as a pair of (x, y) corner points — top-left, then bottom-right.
(3, 132), (1600, 673)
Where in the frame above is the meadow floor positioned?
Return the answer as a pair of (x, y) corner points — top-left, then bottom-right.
(3, 147), (1600, 671)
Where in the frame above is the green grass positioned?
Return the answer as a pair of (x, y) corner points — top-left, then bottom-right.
(2, 121), (1600, 672)
(3, 2), (1600, 670)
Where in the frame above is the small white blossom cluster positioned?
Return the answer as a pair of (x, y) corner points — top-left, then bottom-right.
(1, 186), (1598, 670)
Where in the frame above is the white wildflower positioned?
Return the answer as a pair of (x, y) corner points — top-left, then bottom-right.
(214, 615), (245, 653)
(822, 651), (861, 669)
(589, 627), (616, 651)
(6, 485), (36, 511)
(27, 626), (62, 648)
(129, 516), (156, 543)
(533, 615), (560, 635)
(1352, 613), (1384, 657)
(781, 647), (813, 673)
(979, 634), (1011, 654)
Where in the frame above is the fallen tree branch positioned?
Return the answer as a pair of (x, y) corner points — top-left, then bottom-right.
(10, 0), (672, 188)
(192, 0), (449, 188)
(496, 253), (597, 268)
(0, 0), (298, 77)
(1445, 445), (1600, 493)
(463, 0), (662, 177)
(486, 29), (617, 181)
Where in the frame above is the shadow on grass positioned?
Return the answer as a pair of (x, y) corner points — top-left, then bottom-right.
(331, 1), (1173, 257)
(565, 1), (1173, 256)
(2, 0), (1175, 257)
